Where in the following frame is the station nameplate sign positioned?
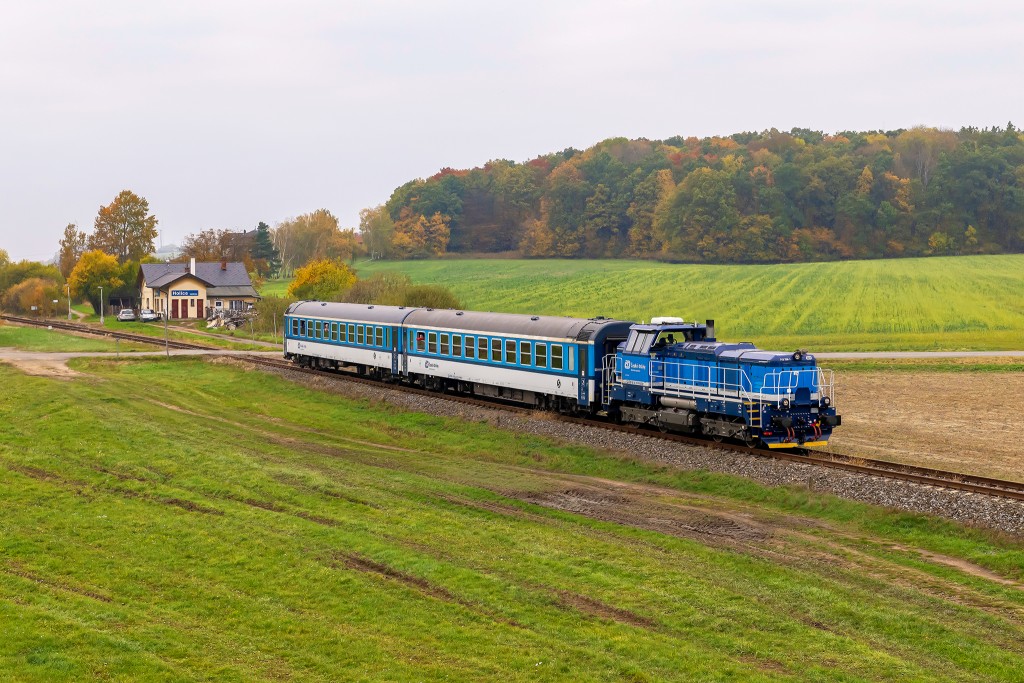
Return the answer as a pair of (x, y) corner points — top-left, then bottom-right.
(171, 289), (199, 296)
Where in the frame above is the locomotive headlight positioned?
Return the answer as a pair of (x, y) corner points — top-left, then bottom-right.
(822, 396), (831, 407)
(780, 397), (791, 409)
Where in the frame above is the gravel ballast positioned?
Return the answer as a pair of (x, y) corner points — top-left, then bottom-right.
(249, 361), (1024, 536)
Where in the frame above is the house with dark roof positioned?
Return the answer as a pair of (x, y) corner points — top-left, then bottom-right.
(139, 258), (261, 320)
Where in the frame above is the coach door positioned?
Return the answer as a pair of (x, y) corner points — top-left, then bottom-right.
(391, 326), (400, 376)
(576, 345), (589, 406)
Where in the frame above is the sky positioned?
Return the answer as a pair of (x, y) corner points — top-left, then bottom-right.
(1, 0), (1022, 261)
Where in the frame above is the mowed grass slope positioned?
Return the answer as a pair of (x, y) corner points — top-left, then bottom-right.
(354, 255), (1024, 351)
(0, 324), (150, 353)
(2, 358), (1024, 680)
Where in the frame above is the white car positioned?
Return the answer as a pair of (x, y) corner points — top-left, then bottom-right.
(116, 309), (136, 322)
(138, 308), (160, 322)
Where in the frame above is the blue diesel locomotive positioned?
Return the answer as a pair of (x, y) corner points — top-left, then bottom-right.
(283, 303), (839, 448)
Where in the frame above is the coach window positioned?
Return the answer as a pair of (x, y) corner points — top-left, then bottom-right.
(376, 326), (384, 347)
(415, 331), (425, 352)
(569, 348), (575, 371)
(551, 344), (564, 370)
(479, 337), (488, 360)
(465, 336), (475, 359)
(453, 335), (462, 357)
(291, 319), (299, 336)
(299, 319), (307, 337)
(440, 333), (449, 355)
(355, 326), (363, 345)
(339, 324), (347, 342)
(536, 343), (547, 368)
(347, 324), (354, 343)
(315, 321), (322, 338)
(505, 339), (516, 364)
(490, 338), (501, 363)
(520, 341), (531, 366)
(428, 332), (437, 354)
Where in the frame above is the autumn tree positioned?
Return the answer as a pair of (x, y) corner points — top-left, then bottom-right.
(285, 259), (357, 301)
(68, 250), (124, 314)
(89, 190), (159, 263)
(359, 206), (394, 259)
(391, 209), (450, 258)
(58, 223), (87, 278)
(180, 228), (233, 261)
(273, 210), (352, 275)
(2, 277), (62, 315)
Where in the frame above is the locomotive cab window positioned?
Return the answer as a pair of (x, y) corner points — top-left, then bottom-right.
(505, 339), (516, 364)
(440, 333), (449, 355)
(519, 340), (531, 366)
(551, 344), (563, 370)
(453, 335), (462, 357)
(428, 332), (437, 354)
(535, 343), (547, 368)
(490, 338), (501, 363)
(465, 336), (474, 359)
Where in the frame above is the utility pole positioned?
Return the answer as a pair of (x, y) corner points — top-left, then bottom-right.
(164, 289), (170, 358)
(66, 284), (71, 321)
(99, 286), (104, 325)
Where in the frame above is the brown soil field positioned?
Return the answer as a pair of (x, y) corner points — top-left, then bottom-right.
(826, 371), (1024, 482)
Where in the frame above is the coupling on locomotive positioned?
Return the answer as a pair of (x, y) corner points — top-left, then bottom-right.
(283, 302), (840, 448)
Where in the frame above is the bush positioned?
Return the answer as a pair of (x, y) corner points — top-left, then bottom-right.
(344, 272), (412, 305)
(252, 296), (291, 337)
(286, 259), (357, 301)
(2, 277), (62, 315)
(403, 284), (461, 309)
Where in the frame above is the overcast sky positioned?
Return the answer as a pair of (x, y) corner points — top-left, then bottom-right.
(1, 0), (1021, 261)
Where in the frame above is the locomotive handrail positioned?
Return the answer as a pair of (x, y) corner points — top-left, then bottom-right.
(602, 354), (835, 409)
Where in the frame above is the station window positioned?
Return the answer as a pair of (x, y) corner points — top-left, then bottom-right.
(375, 326), (383, 347)
(428, 332), (437, 354)
(357, 326), (365, 345)
(453, 335), (462, 357)
(478, 337), (488, 360)
(465, 336), (475, 359)
(536, 343), (547, 368)
(489, 338), (500, 363)
(551, 344), (563, 370)
(505, 339), (516, 364)
(520, 340), (531, 366)
(440, 333), (449, 355)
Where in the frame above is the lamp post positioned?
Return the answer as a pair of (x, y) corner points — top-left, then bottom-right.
(99, 286), (104, 325)
(66, 284), (71, 321)
(164, 289), (169, 358)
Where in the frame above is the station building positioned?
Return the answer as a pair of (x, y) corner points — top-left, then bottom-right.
(139, 259), (261, 320)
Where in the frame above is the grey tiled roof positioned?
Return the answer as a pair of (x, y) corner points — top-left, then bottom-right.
(141, 262), (253, 289)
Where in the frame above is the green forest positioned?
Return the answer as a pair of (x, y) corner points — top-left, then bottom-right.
(367, 125), (1024, 263)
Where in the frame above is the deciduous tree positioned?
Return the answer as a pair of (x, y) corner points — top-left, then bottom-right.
(58, 223), (87, 278)
(89, 190), (159, 263)
(285, 259), (357, 301)
(67, 250), (124, 313)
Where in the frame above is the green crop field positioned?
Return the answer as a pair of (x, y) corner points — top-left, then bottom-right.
(2, 357), (1023, 680)
(352, 255), (1024, 352)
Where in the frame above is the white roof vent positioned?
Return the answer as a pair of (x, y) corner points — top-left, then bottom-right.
(651, 316), (685, 325)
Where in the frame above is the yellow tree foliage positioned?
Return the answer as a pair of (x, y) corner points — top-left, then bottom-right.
(856, 166), (874, 196)
(391, 208), (450, 258)
(286, 259), (357, 301)
(67, 250), (124, 313)
(2, 277), (60, 315)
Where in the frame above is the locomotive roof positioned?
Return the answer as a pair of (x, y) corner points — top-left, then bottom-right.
(672, 341), (816, 364)
(404, 308), (632, 341)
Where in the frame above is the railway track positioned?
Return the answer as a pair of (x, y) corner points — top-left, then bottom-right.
(241, 354), (1024, 504)
(1, 314), (217, 351)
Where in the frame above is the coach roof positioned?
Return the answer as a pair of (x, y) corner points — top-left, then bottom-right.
(286, 301), (418, 325)
(404, 308), (632, 341)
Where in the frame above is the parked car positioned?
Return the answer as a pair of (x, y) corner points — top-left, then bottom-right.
(116, 309), (136, 322)
(138, 308), (160, 322)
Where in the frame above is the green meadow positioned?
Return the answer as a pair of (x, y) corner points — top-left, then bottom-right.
(0, 324), (150, 353)
(349, 255), (1024, 351)
(2, 357), (1023, 680)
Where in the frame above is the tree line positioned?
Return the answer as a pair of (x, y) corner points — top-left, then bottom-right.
(368, 124), (1024, 263)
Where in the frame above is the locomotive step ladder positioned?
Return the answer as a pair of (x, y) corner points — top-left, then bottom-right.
(744, 400), (762, 428)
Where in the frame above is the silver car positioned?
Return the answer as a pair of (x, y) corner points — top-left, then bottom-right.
(138, 308), (160, 322)
(116, 309), (136, 322)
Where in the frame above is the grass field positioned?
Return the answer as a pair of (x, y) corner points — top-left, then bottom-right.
(0, 324), (150, 353)
(349, 255), (1024, 351)
(2, 357), (1024, 680)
